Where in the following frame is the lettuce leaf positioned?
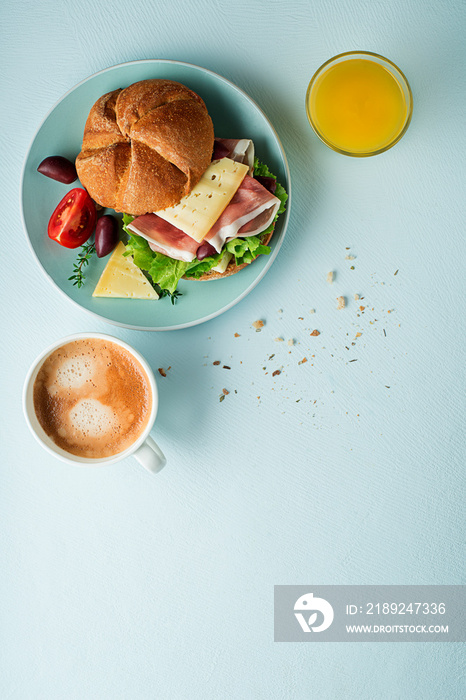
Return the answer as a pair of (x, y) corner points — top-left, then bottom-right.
(253, 158), (288, 215)
(184, 236), (270, 278)
(122, 215), (188, 295)
(225, 236), (270, 265)
(184, 251), (223, 279)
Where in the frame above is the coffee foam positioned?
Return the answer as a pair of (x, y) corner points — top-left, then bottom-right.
(68, 399), (118, 437)
(33, 339), (152, 458)
(47, 356), (95, 396)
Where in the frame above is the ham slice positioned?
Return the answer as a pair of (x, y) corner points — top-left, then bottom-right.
(127, 173), (280, 263)
(204, 175), (280, 253)
(127, 215), (199, 262)
(213, 138), (255, 174)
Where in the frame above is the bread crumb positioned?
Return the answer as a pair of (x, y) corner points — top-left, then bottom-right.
(309, 308), (315, 314)
(326, 271), (334, 284)
(275, 337), (284, 342)
(272, 369), (281, 377)
(287, 339), (294, 346)
(298, 358), (307, 365)
(213, 360), (220, 365)
(310, 329), (320, 336)
(158, 368), (167, 377)
(354, 294), (360, 300)
(234, 333), (240, 338)
(345, 255), (356, 260)
(337, 296), (346, 310)
(222, 388), (229, 395)
(355, 332), (362, 338)
(252, 319), (264, 330)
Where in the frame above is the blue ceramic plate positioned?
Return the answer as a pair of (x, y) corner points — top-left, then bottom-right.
(21, 60), (290, 331)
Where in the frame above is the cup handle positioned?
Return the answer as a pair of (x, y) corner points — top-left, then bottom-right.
(133, 435), (166, 474)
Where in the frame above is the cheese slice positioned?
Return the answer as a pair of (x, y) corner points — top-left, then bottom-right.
(155, 158), (248, 243)
(93, 242), (159, 299)
(211, 251), (233, 274)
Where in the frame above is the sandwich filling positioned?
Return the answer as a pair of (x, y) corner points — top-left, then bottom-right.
(127, 162), (280, 263)
(123, 139), (287, 297)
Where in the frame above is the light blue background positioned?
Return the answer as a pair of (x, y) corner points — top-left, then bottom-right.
(1, 1), (464, 698)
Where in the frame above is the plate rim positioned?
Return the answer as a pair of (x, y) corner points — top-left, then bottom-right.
(21, 58), (291, 332)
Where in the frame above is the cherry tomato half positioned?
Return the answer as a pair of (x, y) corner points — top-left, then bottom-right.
(47, 188), (96, 248)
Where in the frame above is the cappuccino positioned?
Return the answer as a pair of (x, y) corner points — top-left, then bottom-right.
(33, 338), (152, 458)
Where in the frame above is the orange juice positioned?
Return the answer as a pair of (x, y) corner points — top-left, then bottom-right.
(307, 52), (412, 156)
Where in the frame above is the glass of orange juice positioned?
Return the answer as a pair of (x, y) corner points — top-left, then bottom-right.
(306, 51), (413, 156)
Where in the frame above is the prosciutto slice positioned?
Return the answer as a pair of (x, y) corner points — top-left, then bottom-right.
(213, 138), (255, 174)
(127, 215), (199, 262)
(204, 175), (280, 253)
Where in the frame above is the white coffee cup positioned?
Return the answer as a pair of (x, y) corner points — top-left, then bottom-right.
(22, 332), (166, 474)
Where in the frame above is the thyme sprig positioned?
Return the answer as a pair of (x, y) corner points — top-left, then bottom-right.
(158, 288), (182, 305)
(68, 242), (96, 288)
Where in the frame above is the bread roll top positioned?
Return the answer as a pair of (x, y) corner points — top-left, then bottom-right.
(76, 79), (214, 215)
